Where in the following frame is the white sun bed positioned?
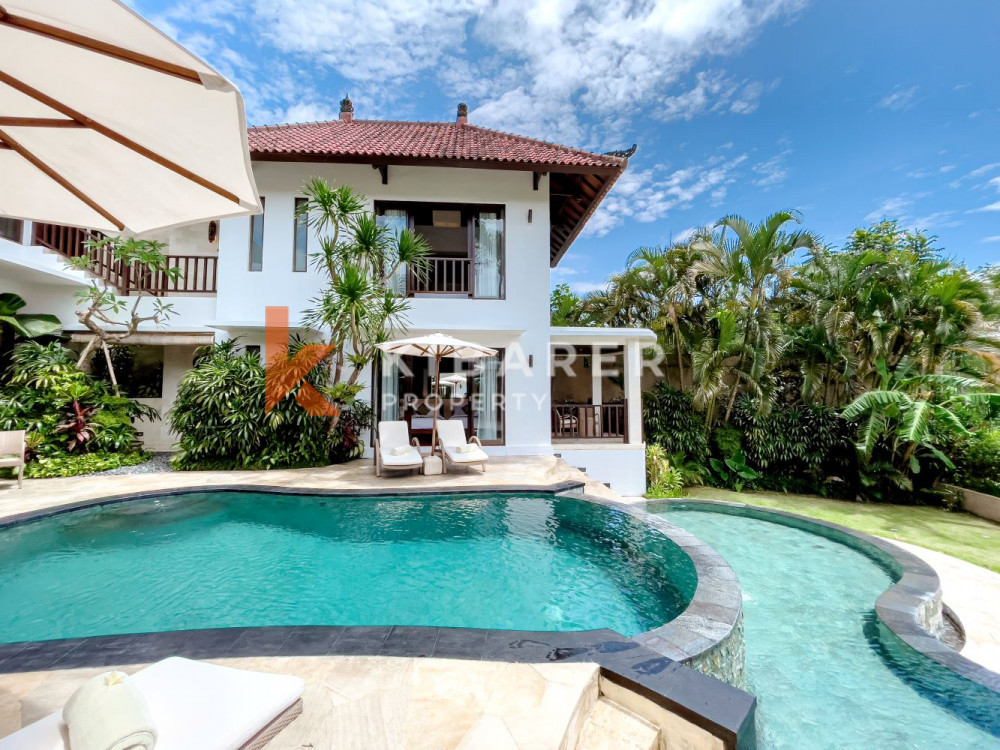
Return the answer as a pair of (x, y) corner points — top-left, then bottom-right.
(0, 656), (304, 750)
(375, 420), (423, 477)
(436, 419), (489, 473)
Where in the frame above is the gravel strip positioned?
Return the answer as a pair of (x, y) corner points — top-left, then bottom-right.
(90, 453), (174, 476)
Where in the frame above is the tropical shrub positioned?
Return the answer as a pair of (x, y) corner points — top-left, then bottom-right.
(0, 341), (151, 468)
(17, 451), (150, 479)
(645, 444), (685, 498)
(168, 341), (336, 471)
(731, 399), (855, 496)
(329, 399), (374, 463)
(571, 214), (1000, 504)
(642, 383), (709, 465)
(950, 428), (1000, 497)
(709, 450), (762, 493)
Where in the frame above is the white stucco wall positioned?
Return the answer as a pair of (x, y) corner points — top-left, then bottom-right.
(215, 161), (554, 454)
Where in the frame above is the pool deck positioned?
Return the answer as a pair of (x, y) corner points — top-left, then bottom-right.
(0, 655), (602, 749)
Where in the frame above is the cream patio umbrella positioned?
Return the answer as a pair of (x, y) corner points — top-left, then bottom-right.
(377, 333), (497, 456)
(0, 0), (260, 234)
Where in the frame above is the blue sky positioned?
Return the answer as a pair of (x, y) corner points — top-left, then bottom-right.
(137, 0), (999, 293)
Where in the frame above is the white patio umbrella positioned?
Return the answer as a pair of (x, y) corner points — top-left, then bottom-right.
(0, 0), (260, 234)
(377, 333), (497, 456)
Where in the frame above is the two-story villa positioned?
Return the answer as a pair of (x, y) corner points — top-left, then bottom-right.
(1, 100), (653, 494)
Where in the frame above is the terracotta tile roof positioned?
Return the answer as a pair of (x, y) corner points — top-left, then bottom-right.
(248, 119), (624, 171)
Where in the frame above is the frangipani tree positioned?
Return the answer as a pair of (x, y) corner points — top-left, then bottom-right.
(72, 236), (180, 390)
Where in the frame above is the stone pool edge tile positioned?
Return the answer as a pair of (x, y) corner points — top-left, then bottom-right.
(648, 497), (1000, 696)
(0, 625), (756, 750)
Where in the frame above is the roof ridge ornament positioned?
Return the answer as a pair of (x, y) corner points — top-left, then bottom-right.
(603, 144), (637, 159)
(339, 95), (354, 122)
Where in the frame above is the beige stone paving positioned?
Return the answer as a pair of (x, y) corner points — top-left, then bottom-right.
(886, 538), (1000, 674)
(0, 656), (600, 749)
(0, 455), (617, 524)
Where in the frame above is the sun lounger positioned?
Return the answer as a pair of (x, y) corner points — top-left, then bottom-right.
(0, 430), (26, 489)
(436, 419), (489, 473)
(375, 420), (423, 477)
(0, 656), (304, 750)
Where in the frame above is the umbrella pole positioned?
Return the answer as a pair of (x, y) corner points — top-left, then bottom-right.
(431, 354), (441, 457)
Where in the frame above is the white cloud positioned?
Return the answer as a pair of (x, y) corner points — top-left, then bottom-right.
(584, 152), (749, 236)
(969, 201), (1000, 213)
(752, 150), (791, 188)
(151, 0), (804, 144)
(551, 265), (579, 279)
(877, 85), (919, 112)
(988, 176), (1000, 192)
(939, 164), (956, 173)
(981, 236), (1000, 244)
(673, 226), (700, 243)
(569, 281), (608, 295)
(864, 195), (912, 222)
(969, 163), (1000, 177)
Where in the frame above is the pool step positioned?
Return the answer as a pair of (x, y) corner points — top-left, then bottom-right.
(575, 697), (659, 750)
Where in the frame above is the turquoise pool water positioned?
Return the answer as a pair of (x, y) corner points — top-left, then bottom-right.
(659, 503), (1000, 749)
(0, 492), (697, 643)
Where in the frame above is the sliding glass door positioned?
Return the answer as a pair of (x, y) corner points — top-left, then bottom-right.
(376, 349), (504, 445)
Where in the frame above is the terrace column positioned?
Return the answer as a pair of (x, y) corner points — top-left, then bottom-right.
(591, 345), (603, 407)
(624, 340), (643, 445)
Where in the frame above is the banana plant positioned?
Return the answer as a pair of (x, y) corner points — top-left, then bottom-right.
(0, 292), (61, 339)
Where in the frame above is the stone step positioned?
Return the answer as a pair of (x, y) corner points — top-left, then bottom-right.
(575, 697), (659, 750)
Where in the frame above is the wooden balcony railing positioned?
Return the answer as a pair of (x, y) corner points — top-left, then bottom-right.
(31, 222), (217, 295)
(551, 402), (628, 441)
(32, 222), (105, 261)
(408, 256), (470, 295)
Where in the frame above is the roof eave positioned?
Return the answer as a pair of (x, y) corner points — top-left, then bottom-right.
(249, 150), (621, 175)
(549, 157), (630, 268)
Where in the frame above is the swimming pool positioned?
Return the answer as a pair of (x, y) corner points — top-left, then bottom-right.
(0, 491), (697, 643)
(658, 502), (1000, 749)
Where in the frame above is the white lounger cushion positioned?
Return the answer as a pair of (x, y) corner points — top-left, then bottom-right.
(377, 421), (422, 468)
(437, 421), (489, 464)
(0, 657), (304, 750)
(380, 446), (422, 467)
(442, 444), (489, 463)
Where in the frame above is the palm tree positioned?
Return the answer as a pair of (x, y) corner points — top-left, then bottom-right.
(692, 211), (816, 421)
(691, 309), (746, 428)
(624, 246), (699, 389)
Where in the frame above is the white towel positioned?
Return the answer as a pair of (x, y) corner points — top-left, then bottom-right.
(63, 671), (157, 750)
(389, 445), (410, 456)
(454, 444), (476, 454)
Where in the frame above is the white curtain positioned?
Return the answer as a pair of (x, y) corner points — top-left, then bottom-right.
(475, 213), (503, 299)
(378, 209), (409, 295)
(477, 355), (500, 440)
(380, 353), (400, 421)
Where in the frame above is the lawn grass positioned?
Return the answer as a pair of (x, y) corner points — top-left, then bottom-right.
(684, 486), (1000, 574)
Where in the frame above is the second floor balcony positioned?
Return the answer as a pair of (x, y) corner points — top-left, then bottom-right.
(31, 222), (217, 296)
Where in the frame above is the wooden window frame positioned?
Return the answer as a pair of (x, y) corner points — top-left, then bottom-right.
(374, 201), (506, 300)
(372, 349), (506, 446)
(248, 196), (265, 272)
(0, 216), (24, 244)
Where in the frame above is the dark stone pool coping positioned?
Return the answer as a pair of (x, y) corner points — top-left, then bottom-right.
(649, 498), (1000, 695)
(0, 625), (755, 750)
